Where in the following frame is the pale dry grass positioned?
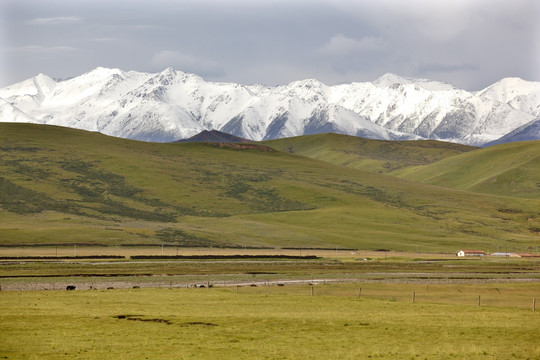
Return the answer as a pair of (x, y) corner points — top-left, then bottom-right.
(0, 245), (457, 260)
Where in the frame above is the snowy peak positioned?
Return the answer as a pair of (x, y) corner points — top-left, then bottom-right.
(477, 77), (539, 100)
(277, 79), (329, 104)
(373, 73), (414, 87)
(32, 74), (58, 96)
(0, 73), (57, 98)
(372, 73), (456, 91)
(477, 77), (540, 116)
(0, 74), (58, 113)
(1, 67), (539, 145)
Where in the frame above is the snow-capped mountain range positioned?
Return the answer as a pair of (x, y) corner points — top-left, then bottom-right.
(1, 67), (539, 146)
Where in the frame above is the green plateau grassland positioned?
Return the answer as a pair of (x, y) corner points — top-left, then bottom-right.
(1, 286), (539, 359)
(0, 123), (539, 252)
(262, 133), (476, 175)
(265, 133), (540, 199)
(402, 141), (540, 199)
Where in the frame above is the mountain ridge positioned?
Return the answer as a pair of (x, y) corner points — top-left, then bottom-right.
(1, 67), (539, 145)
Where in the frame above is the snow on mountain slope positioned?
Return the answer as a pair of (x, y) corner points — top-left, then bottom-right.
(372, 73), (457, 91)
(0, 73), (57, 112)
(330, 74), (537, 145)
(476, 77), (540, 117)
(0, 68), (538, 145)
(484, 117), (540, 146)
(0, 98), (40, 123)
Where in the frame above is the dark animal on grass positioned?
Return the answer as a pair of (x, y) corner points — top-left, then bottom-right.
(66, 285), (76, 291)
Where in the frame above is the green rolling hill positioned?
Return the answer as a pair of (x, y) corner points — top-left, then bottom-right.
(262, 133), (540, 199)
(0, 123), (538, 253)
(262, 133), (475, 175)
(401, 141), (540, 199)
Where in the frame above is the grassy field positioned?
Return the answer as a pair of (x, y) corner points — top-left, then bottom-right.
(2, 124), (539, 359)
(262, 133), (476, 175)
(1, 285), (539, 359)
(1, 251), (538, 291)
(1, 123), (539, 252)
(402, 141), (540, 198)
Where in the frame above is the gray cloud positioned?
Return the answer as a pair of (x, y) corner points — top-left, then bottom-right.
(9, 45), (79, 53)
(150, 50), (225, 78)
(26, 16), (84, 25)
(319, 34), (387, 56)
(0, 0), (538, 90)
(89, 37), (117, 43)
(418, 62), (479, 75)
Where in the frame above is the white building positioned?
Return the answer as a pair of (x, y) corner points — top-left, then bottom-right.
(456, 250), (486, 257)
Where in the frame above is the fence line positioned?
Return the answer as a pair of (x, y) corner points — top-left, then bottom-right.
(1, 279), (538, 311)
(230, 282), (539, 311)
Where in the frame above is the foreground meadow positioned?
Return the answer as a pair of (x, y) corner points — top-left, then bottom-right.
(1, 285), (539, 359)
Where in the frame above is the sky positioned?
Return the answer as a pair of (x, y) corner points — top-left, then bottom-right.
(1, 0), (539, 90)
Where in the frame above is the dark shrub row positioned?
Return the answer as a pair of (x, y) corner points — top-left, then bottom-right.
(0, 255), (126, 260)
(130, 255), (318, 260)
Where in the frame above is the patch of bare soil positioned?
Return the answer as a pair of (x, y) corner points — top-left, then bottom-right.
(114, 315), (172, 325)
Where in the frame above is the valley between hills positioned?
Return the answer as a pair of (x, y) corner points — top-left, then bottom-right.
(0, 122), (538, 254)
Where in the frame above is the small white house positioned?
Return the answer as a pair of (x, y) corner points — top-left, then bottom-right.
(456, 249), (486, 257)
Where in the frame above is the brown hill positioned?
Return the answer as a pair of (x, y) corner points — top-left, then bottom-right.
(175, 130), (248, 143)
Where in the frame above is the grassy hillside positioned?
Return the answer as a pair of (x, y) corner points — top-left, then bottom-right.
(402, 141), (540, 199)
(262, 133), (475, 174)
(0, 123), (538, 252)
(263, 134), (540, 199)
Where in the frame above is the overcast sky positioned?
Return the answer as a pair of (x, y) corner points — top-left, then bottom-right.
(1, 0), (539, 90)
